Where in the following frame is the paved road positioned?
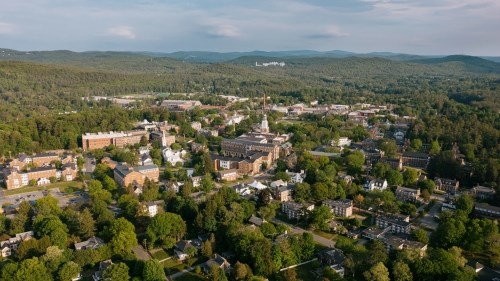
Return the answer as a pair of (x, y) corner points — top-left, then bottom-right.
(168, 266), (195, 280)
(417, 201), (442, 230)
(271, 218), (335, 248)
(132, 245), (151, 261)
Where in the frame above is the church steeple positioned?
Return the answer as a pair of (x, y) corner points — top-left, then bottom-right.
(261, 114), (269, 133)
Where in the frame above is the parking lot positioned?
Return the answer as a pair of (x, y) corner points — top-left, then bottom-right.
(0, 188), (89, 214)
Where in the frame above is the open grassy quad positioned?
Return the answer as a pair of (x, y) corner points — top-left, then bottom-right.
(173, 272), (205, 281)
(3, 181), (84, 196)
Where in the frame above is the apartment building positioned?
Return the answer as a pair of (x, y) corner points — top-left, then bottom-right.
(376, 215), (411, 234)
(401, 152), (430, 169)
(396, 186), (421, 202)
(281, 201), (314, 220)
(323, 199), (353, 217)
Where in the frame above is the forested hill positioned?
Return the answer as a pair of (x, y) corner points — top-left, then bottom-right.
(1, 48), (500, 76)
(410, 55), (500, 74)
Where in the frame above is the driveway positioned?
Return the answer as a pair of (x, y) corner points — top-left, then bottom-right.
(132, 245), (151, 261)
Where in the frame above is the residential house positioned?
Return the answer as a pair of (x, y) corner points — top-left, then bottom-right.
(191, 122), (202, 132)
(0, 231), (34, 257)
(174, 240), (197, 261)
(396, 186), (421, 202)
(162, 148), (187, 166)
(317, 248), (346, 277)
(282, 201), (314, 220)
(376, 215), (411, 234)
(274, 185), (292, 202)
(74, 237), (104, 251)
(331, 137), (352, 148)
(233, 183), (252, 196)
(270, 179), (287, 189)
(364, 179), (388, 192)
(287, 170), (306, 184)
(191, 142), (207, 153)
(434, 177), (459, 195)
(200, 254), (231, 274)
(323, 199), (353, 217)
(217, 169), (239, 182)
(248, 215), (265, 227)
(142, 200), (164, 217)
(472, 186), (496, 200)
(93, 259), (113, 281)
(101, 157), (118, 169)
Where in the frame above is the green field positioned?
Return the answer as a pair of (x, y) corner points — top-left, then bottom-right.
(3, 181), (84, 196)
(173, 272), (205, 281)
(151, 249), (169, 261)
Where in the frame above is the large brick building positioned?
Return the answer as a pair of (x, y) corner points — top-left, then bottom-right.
(113, 163), (159, 187)
(221, 138), (280, 161)
(7, 153), (60, 170)
(82, 130), (149, 150)
(4, 164), (77, 190)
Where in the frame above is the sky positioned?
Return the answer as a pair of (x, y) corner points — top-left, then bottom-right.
(1, 0), (499, 55)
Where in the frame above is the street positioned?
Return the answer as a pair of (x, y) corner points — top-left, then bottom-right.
(272, 218), (335, 248)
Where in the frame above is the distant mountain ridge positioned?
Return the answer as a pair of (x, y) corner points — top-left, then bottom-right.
(1, 48), (500, 75)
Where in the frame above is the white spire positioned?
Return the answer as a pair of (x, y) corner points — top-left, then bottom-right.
(261, 114), (269, 133)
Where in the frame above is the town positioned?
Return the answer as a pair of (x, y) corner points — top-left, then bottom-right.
(0, 92), (498, 281)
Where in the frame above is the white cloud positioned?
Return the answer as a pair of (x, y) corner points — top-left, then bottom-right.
(107, 26), (136, 39)
(0, 22), (16, 34)
(306, 26), (349, 39)
(204, 21), (240, 38)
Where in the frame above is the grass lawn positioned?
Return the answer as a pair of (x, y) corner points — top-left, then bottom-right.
(4, 181), (84, 196)
(291, 261), (322, 281)
(151, 248), (169, 261)
(313, 230), (336, 240)
(173, 272), (205, 281)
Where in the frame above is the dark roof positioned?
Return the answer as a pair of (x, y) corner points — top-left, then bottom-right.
(248, 215), (264, 226)
(175, 240), (195, 252)
(402, 151), (429, 158)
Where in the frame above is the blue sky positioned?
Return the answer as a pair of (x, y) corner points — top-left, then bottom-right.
(1, 0), (499, 55)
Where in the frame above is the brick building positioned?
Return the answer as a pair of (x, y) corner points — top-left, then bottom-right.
(82, 130), (149, 150)
(323, 199), (353, 217)
(113, 163), (159, 187)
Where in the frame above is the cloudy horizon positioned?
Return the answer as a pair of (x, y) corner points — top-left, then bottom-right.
(1, 0), (499, 56)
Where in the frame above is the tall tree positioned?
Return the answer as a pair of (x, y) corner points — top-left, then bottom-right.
(363, 262), (390, 281)
(78, 208), (96, 239)
(146, 212), (186, 248)
(103, 262), (130, 281)
(392, 261), (413, 281)
(142, 260), (166, 281)
(106, 218), (138, 254)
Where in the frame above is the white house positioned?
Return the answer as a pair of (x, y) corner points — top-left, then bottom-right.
(248, 180), (267, 190)
(331, 137), (352, 147)
(364, 179), (388, 192)
(287, 170), (306, 184)
(162, 148), (187, 166)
